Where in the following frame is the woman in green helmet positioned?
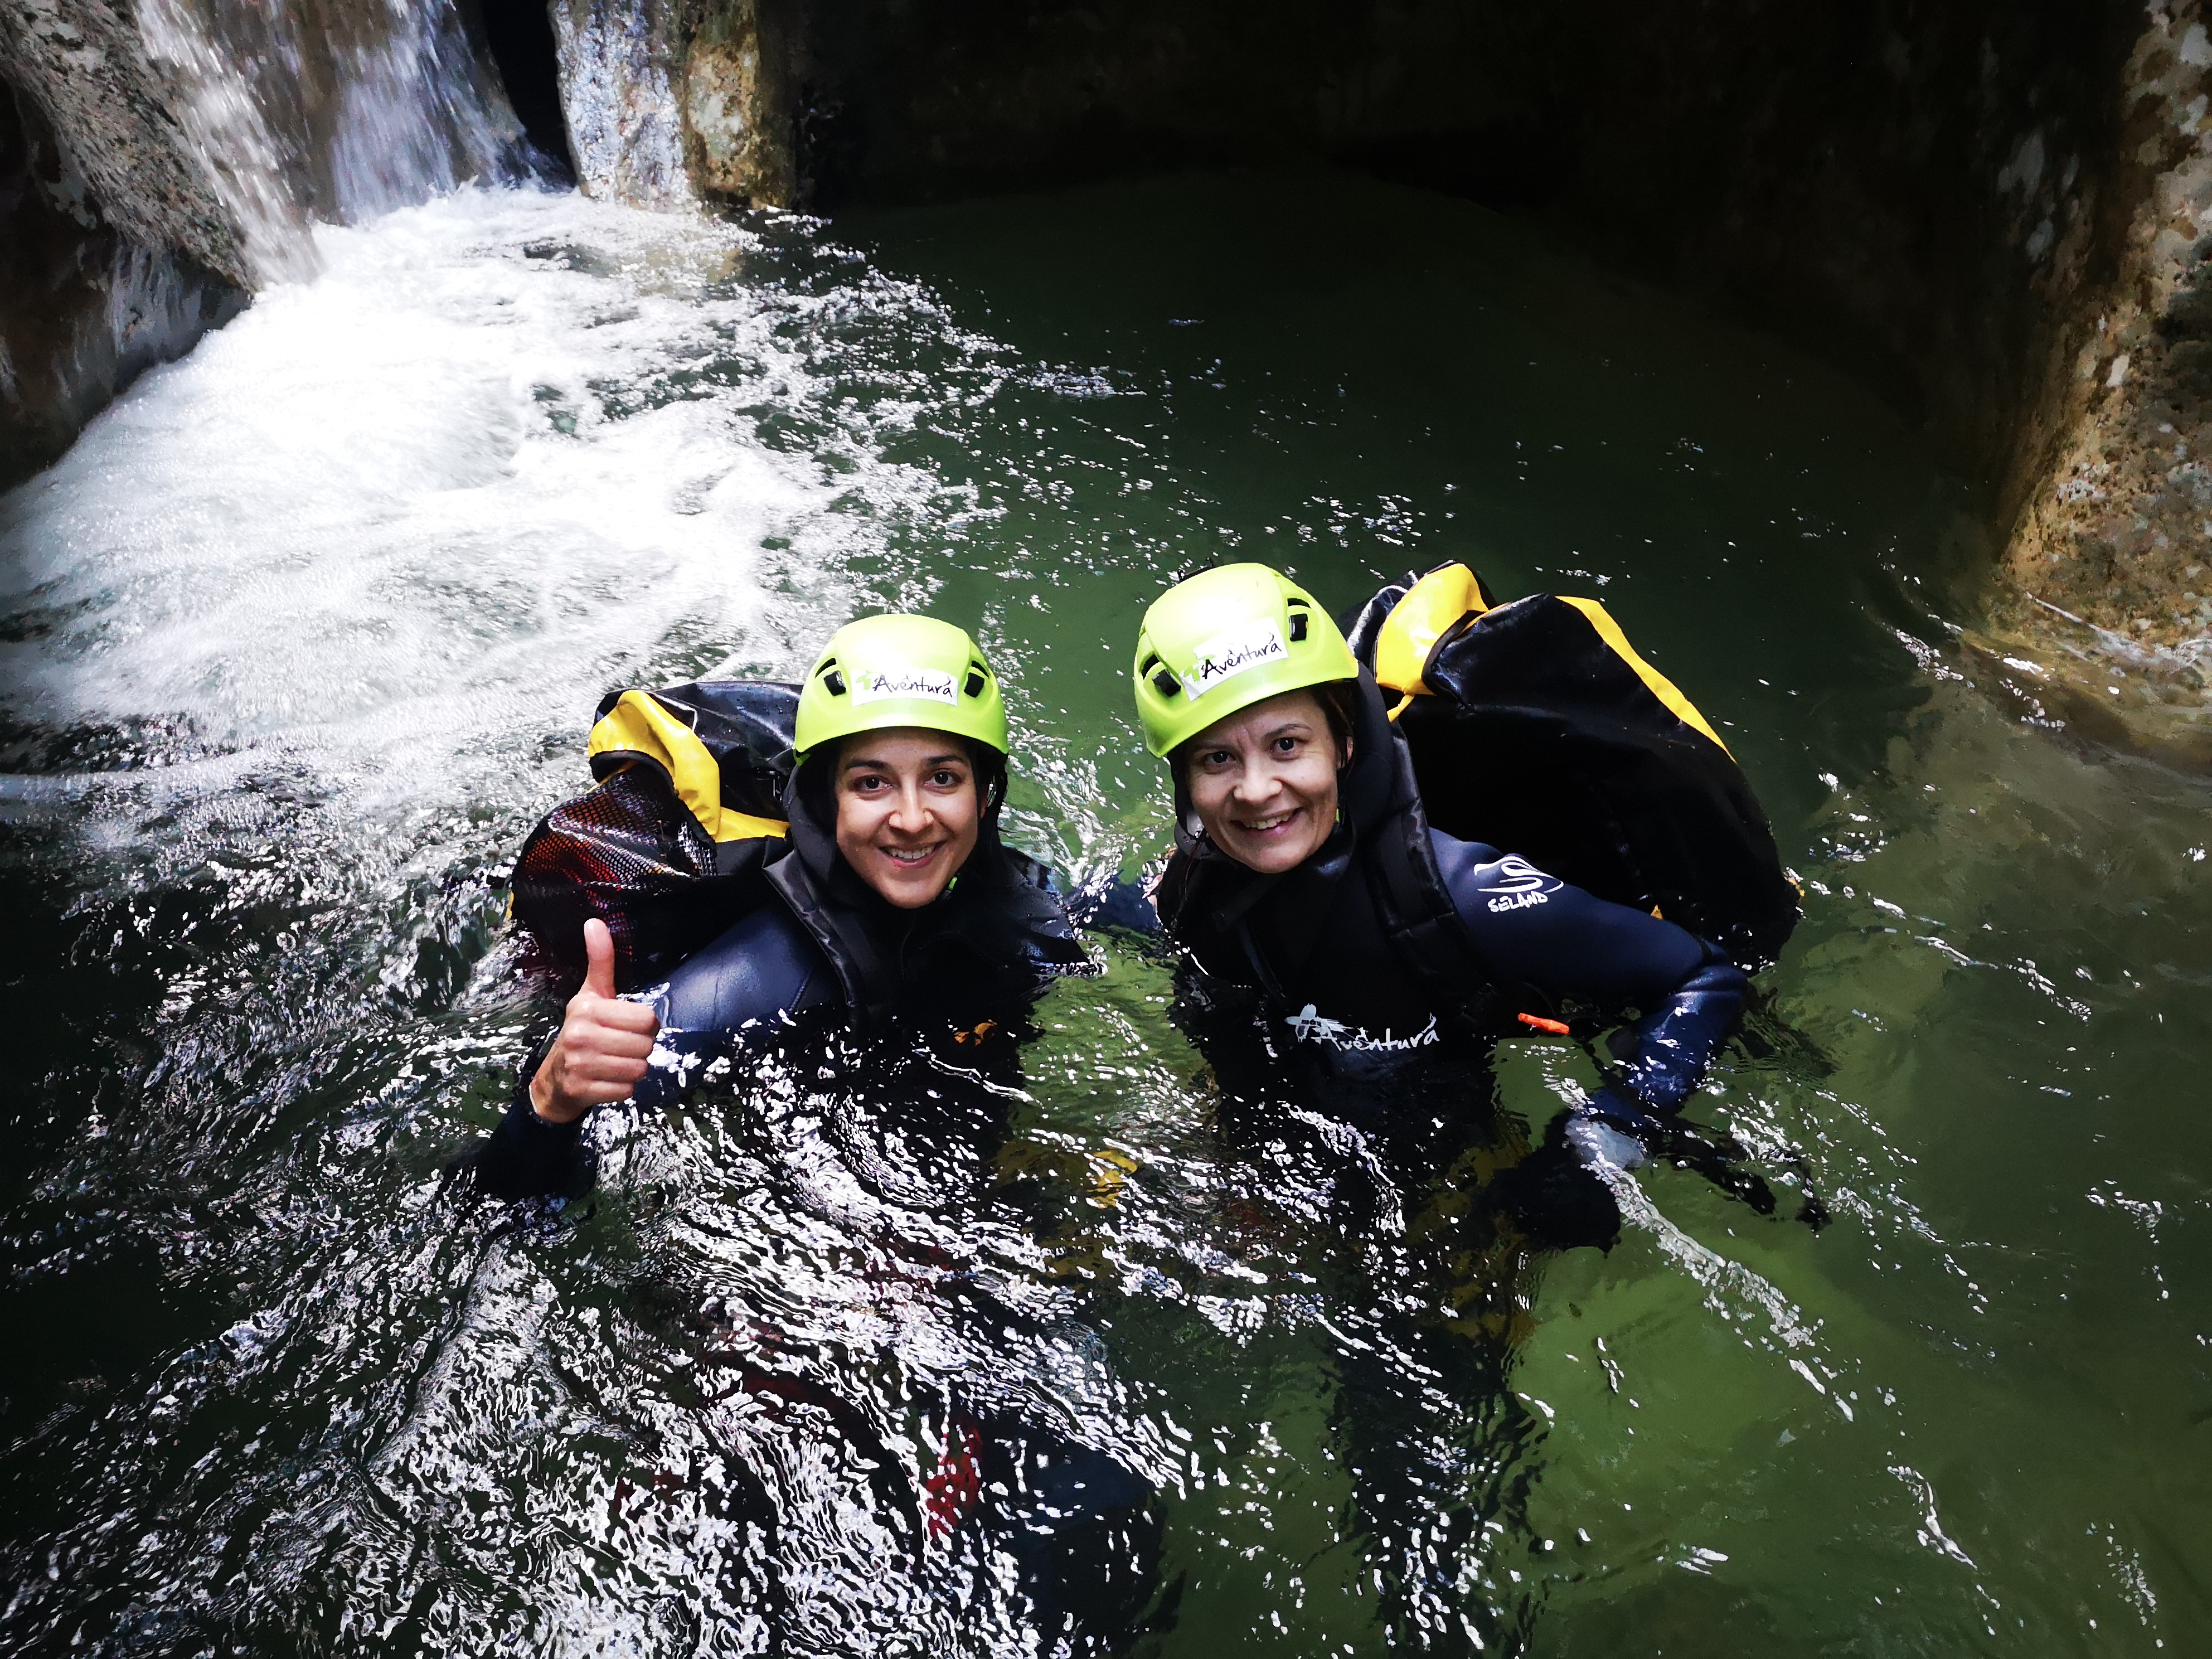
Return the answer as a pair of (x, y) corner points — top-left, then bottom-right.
(474, 617), (1154, 1645)
(1131, 562), (1750, 1184)
(481, 612), (1088, 1195)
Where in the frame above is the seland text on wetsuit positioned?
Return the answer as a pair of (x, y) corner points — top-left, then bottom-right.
(1153, 669), (1748, 1129)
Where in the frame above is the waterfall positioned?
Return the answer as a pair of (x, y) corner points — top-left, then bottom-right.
(320, 0), (531, 224)
(135, 0), (316, 283)
(134, 0), (536, 285)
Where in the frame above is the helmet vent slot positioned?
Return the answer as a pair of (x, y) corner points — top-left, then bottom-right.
(824, 670), (846, 696)
(964, 664), (988, 698)
(1286, 600), (1310, 643)
(1152, 667), (1181, 697)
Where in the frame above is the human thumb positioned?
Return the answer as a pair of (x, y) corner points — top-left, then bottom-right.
(581, 916), (617, 1000)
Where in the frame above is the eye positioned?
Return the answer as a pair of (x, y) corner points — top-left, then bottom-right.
(1273, 734), (1303, 756)
(850, 773), (889, 793)
(930, 768), (963, 788)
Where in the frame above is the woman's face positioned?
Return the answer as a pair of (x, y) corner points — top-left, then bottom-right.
(1181, 689), (1345, 875)
(833, 728), (982, 909)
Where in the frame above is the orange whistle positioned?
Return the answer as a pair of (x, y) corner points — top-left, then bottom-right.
(1517, 1012), (1571, 1035)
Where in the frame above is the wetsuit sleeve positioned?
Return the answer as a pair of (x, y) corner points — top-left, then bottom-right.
(476, 1067), (595, 1204)
(1068, 871), (1162, 935)
(652, 901), (839, 1042)
(1431, 830), (1747, 1122)
(472, 905), (838, 1199)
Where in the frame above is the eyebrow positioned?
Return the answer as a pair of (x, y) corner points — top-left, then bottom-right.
(841, 751), (969, 773)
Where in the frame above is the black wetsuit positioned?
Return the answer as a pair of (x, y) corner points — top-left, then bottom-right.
(1156, 670), (1747, 1139)
(469, 753), (1151, 1649)
(476, 752), (1089, 1201)
(1152, 676), (1757, 1648)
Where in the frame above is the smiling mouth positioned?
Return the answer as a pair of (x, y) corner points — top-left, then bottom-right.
(879, 843), (943, 867)
(1234, 809), (1302, 836)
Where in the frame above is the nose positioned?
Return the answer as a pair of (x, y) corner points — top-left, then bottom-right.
(887, 779), (932, 833)
(1229, 753), (1280, 804)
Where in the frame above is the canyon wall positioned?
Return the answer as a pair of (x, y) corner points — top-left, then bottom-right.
(0, 0), (531, 486)
(682, 0), (2206, 760)
(7, 0), (2212, 759)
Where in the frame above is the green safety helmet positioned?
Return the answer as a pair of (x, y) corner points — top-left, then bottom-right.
(1131, 564), (1359, 756)
(794, 613), (1008, 759)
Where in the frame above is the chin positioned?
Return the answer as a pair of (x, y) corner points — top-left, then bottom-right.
(1216, 809), (1326, 874)
(1224, 833), (1315, 874)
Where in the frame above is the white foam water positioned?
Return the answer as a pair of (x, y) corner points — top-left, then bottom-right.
(0, 187), (932, 850)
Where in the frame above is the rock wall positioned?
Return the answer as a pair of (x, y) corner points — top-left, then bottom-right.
(0, 0), (530, 487)
(671, 0), (2206, 758)
(740, 1), (2135, 487)
(8, 0), (2212, 761)
(1976, 4), (2212, 767)
(0, 72), (243, 486)
(546, 0), (793, 207)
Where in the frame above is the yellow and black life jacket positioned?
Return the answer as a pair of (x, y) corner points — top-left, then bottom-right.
(1342, 562), (1799, 970)
(510, 681), (801, 992)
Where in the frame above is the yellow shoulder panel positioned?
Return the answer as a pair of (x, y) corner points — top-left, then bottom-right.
(1557, 596), (1732, 757)
(1375, 562), (1489, 696)
(588, 691), (790, 842)
(720, 809), (790, 841)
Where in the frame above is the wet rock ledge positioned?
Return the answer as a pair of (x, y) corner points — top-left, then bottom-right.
(7, 0), (2212, 761)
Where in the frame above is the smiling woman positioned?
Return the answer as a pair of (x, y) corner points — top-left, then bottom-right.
(1180, 688), (1349, 874)
(833, 730), (983, 905)
(491, 612), (1084, 1157)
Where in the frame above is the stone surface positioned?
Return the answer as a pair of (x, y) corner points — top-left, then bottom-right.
(0, 66), (242, 485)
(1985, 3), (2212, 721)
(547, 0), (793, 207)
(0, 0), (249, 283)
(552, 0), (693, 206)
(683, 0), (792, 206)
(0, 0), (528, 483)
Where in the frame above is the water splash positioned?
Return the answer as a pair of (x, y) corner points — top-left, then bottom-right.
(134, 0), (534, 286)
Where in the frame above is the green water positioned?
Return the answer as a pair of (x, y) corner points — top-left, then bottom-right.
(1, 170), (2205, 1655)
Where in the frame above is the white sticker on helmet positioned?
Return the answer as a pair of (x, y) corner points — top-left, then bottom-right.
(852, 667), (958, 705)
(1182, 621), (1288, 700)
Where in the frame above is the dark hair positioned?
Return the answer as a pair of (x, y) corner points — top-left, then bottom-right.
(1168, 679), (1356, 779)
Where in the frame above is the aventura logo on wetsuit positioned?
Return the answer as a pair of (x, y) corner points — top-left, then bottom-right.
(853, 667), (958, 705)
(1481, 855), (1563, 913)
(1286, 1004), (1441, 1051)
(1182, 622), (1288, 699)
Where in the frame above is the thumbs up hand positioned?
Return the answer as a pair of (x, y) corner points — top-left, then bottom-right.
(528, 918), (663, 1124)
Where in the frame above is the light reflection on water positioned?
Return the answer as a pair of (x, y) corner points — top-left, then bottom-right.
(1, 172), (2206, 1655)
